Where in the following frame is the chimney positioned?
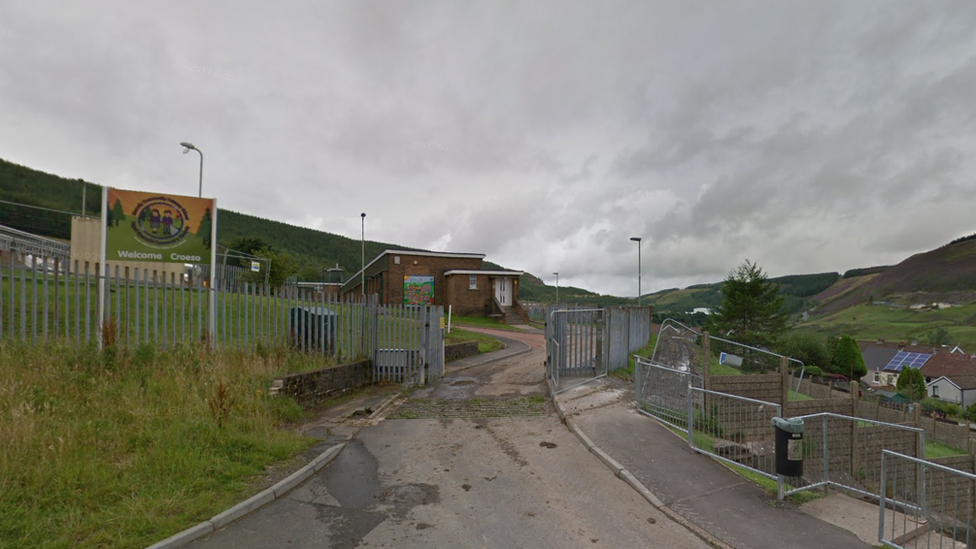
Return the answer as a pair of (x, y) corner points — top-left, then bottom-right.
(911, 340), (918, 346)
(877, 337), (885, 345)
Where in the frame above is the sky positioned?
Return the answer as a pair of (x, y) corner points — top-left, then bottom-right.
(2, 1), (976, 297)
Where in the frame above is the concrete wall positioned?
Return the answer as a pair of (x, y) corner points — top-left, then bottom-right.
(278, 359), (372, 406)
(786, 399), (853, 417)
(711, 373), (783, 404)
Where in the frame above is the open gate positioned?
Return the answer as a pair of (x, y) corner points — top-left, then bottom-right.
(546, 308), (607, 394)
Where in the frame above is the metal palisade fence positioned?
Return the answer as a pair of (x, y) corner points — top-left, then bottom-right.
(0, 248), (444, 384)
(546, 305), (652, 393)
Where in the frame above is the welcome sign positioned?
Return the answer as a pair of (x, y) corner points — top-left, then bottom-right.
(103, 188), (215, 265)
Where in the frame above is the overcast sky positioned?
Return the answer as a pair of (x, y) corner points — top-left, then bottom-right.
(2, 1), (975, 296)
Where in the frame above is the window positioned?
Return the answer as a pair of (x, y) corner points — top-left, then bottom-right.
(469, 274), (477, 289)
(394, 256), (400, 265)
(932, 385), (939, 398)
(873, 371), (880, 383)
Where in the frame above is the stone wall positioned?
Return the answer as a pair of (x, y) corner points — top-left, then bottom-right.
(445, 341), (479, 362)
(277, 359), (373, 406)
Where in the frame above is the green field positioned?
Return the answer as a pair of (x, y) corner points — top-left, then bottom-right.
(0, 272), (432, 355)
(798, 303), (976, 350)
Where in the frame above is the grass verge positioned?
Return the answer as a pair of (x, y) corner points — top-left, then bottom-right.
(610, 332), (658, 381)
(445, 328), (504, 354)
(0, 341), (324, 549)
(449, 315), (523, 332)
(925, 441), (967, 458)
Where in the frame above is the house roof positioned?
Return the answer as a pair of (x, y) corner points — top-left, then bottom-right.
(861, 346), (899, 372)
(920, 352), (976, 381)
(927, 374), (976, 391)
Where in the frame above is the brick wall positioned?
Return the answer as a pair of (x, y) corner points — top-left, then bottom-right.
(277, 359), (373, 406)
(445, 274), (493, 316)
(445, 341), (479, 362)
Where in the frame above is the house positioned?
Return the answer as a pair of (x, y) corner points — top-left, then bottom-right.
(340, 249), (526, 320)
(859, 339), (936, 387)
(920, 352), (976, 406)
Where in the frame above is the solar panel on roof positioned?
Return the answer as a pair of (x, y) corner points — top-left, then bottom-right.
(882, 351), (932, 372)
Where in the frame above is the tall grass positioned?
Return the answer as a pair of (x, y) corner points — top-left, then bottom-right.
(0, 341), (323, 549)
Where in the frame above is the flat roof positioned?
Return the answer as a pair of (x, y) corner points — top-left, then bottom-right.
(444, 269), (523, 276)
(342, 249), (487, 292)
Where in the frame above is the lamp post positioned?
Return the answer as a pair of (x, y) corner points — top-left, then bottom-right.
(180, 142), (204, 197)
(360, 213), (366, 295)
(553, 272), (559, 304)
(630, 237), (642, 306)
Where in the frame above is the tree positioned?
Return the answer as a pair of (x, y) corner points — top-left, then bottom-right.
(197, 208), (213, 248)
(829, 335), (867, 379)
(110, 199), (125, 227)
(709, 260), (788, 349)
(777, 332), (832, 371)
(256, 246), (298, 288)
(896, 366), (926, 402)
(928, 327), (951, 347)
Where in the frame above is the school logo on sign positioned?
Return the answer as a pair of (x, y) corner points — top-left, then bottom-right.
(130, 195), (191, 246)
(104, 188), (215, 264)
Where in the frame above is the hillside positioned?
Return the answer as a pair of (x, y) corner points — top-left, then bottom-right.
(810, 238), (976, 315)
(0, 158), (427, 281)
(646, 271), (840, 316)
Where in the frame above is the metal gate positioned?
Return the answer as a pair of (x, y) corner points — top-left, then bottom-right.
(372, 304), (444, 385)
(546, 308), (606, 394)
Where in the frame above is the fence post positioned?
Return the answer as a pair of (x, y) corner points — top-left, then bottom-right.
(970, 438), (976, 528)
(702, 331), (711, 393)
(850, 381), (859, 416)
(780, 356), (789, 408)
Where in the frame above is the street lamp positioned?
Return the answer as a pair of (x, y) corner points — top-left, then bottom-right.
(180, 142), (204, 197)
(553, 272), (559, 304)
(630, 237), (642, 307)
(360, 213), (366, 295)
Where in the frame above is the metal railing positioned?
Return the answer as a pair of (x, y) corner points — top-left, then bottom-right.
(780, 414), (924, 502)
(688, 386), (782, 479)
(880, 450), (975, 548)
(635, 356), (703, 432)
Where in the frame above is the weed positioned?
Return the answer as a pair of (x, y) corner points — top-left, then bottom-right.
(208, 381), (236, 428)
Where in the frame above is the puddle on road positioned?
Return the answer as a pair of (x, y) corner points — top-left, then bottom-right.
(451, 380), (476, 386)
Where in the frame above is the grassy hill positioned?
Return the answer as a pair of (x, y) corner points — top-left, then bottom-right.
(645, 272), (840, 316)
(809, 238), (976, 316)
(797, 302), (976, 352)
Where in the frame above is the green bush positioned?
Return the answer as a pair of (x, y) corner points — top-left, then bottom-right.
(922, 397), (962, 418)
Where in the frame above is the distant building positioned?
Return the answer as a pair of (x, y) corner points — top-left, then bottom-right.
(340, 249), (525, 319)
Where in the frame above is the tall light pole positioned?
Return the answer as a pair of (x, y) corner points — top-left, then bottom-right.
(553, 272), (559, 304)
(180, 142), (204, 197)
(360, 213), (366, 295)
(630, 237), (642, 306)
